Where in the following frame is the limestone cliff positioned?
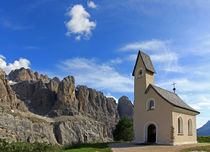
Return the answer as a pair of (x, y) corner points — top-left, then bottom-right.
(0, 67), (132, 145)
(0, 112), (112, 145)
(8, 67), (50, 83)
(117, 96), (134, 121)
(0, 68), (27, 111)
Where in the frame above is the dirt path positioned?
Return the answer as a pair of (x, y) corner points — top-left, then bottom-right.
(109, 143), (210, 152)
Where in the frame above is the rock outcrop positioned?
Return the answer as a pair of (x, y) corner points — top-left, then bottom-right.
(0, 111), (112, 145)
(53, 115), (112, 145)
(49, 76), (78, 116)
(76, 85), (119, 123)
(0, 67), (133, 145)
(0, 68), (27, 111)
(117, 96), (134, 120)
(47, 77), (60, 93)
(11, 80), (57, 115)
(8, 68), (59, 115)
(9, 68), (120, 124)
(0, 112), (57, 144)
(8, 67), (50, 83)
(0, 69), (16, 107)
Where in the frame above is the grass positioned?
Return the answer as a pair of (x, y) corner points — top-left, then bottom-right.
(0, 139), (111, 152)
(62, 143), (112, 152)
(0, 139), (61, 152)
(1, 135), (210, 152)
(26, 116), (47, 123)
(181, 136), (210, 152)
(180, 145), (210, 152)
(198, 136), (210, 143)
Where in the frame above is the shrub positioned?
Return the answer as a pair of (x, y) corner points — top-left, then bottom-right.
(113, 117), (133, 141)
(0, 139), (61, 152)
(198, 136), (210, 143)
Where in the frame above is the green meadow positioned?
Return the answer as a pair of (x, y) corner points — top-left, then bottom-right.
(0, 139), (111, 152)
(1, 136), (210, 152)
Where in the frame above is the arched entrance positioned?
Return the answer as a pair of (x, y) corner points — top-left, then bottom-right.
(147, 124), (156, 143)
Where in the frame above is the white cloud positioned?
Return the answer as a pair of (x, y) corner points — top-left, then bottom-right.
(87, 1), (97, 9)
(126, 50), (182, 72)
(0, 55), (6, 60)
(108, 58), (122, 64)
(120, 39), (170, 51)
(158, 78), (210, 103)
(0, 55), (30, 74)
(150, 52), (178, 62)
(197, 117), (210, 129)
(157, 76), (210, 128)
(126, 54), (137, 61)
(65, 4), (96, 40)
(158, 78), (210, 93)
(150, 52), (184, 72)
(127, 52), (178, 63)
(157, 77), (210, 128)
(179, 93), (210, 128)
(0, 16), (32, 31)
(75, 35), (81, 40)
(163, 65), (183, 73)
(179, 93), (210, 109)
(58, 58), (133, 93)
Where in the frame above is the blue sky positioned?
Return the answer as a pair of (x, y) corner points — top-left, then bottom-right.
(1, 0), (210, 128)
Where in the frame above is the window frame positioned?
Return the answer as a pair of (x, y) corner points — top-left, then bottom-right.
(146, 98), (155, 111)
(188, 119), (193, 136)
(178, 117), (184, 135)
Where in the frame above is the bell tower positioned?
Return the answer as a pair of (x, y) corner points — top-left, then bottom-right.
(132, 50), (156, 143)
(132, 51), (156, 93)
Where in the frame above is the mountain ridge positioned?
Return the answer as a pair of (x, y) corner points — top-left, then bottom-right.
(197, 120), (210, 136)
(0, 67), (134, 145)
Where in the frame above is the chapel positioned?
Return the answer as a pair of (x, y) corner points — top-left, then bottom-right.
(133, 51), (199, 145)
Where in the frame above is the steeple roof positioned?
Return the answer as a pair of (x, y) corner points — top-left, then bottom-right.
(132, 51), (156, 76)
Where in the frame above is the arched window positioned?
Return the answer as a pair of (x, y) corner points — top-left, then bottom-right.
(178, 117), (183, 134)
(188, 119), (193, 135)
(147, 99), (155, 110)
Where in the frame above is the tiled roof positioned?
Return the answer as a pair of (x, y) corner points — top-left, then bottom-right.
(146, 84), (200, 114)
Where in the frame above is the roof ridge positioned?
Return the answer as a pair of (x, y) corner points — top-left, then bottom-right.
(132, 50), (156, 76)
(151, 84), (176, 95)
(148, 84), (199, 114)
(139, 51), (156, 73)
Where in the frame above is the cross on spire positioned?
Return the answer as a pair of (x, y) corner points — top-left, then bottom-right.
(172, 82), (176, 93)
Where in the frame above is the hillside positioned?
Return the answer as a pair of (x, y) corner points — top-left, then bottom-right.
(0, 67), (133, 145)
(197, 120), (210, 136)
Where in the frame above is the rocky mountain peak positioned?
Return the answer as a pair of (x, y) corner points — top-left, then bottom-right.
(8, 67), (50, 83)
(57, 76), (76, 103)
(0, 68), (6, 76)
(0, 68), (27, 111)
(117, 96), (134, 120)
(75, 85), (119, 122)
(0, 68), (16, 105)
(0, 67), (136, 145)
(119, 96), (129, 101)
(52, 77), (60, 83)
